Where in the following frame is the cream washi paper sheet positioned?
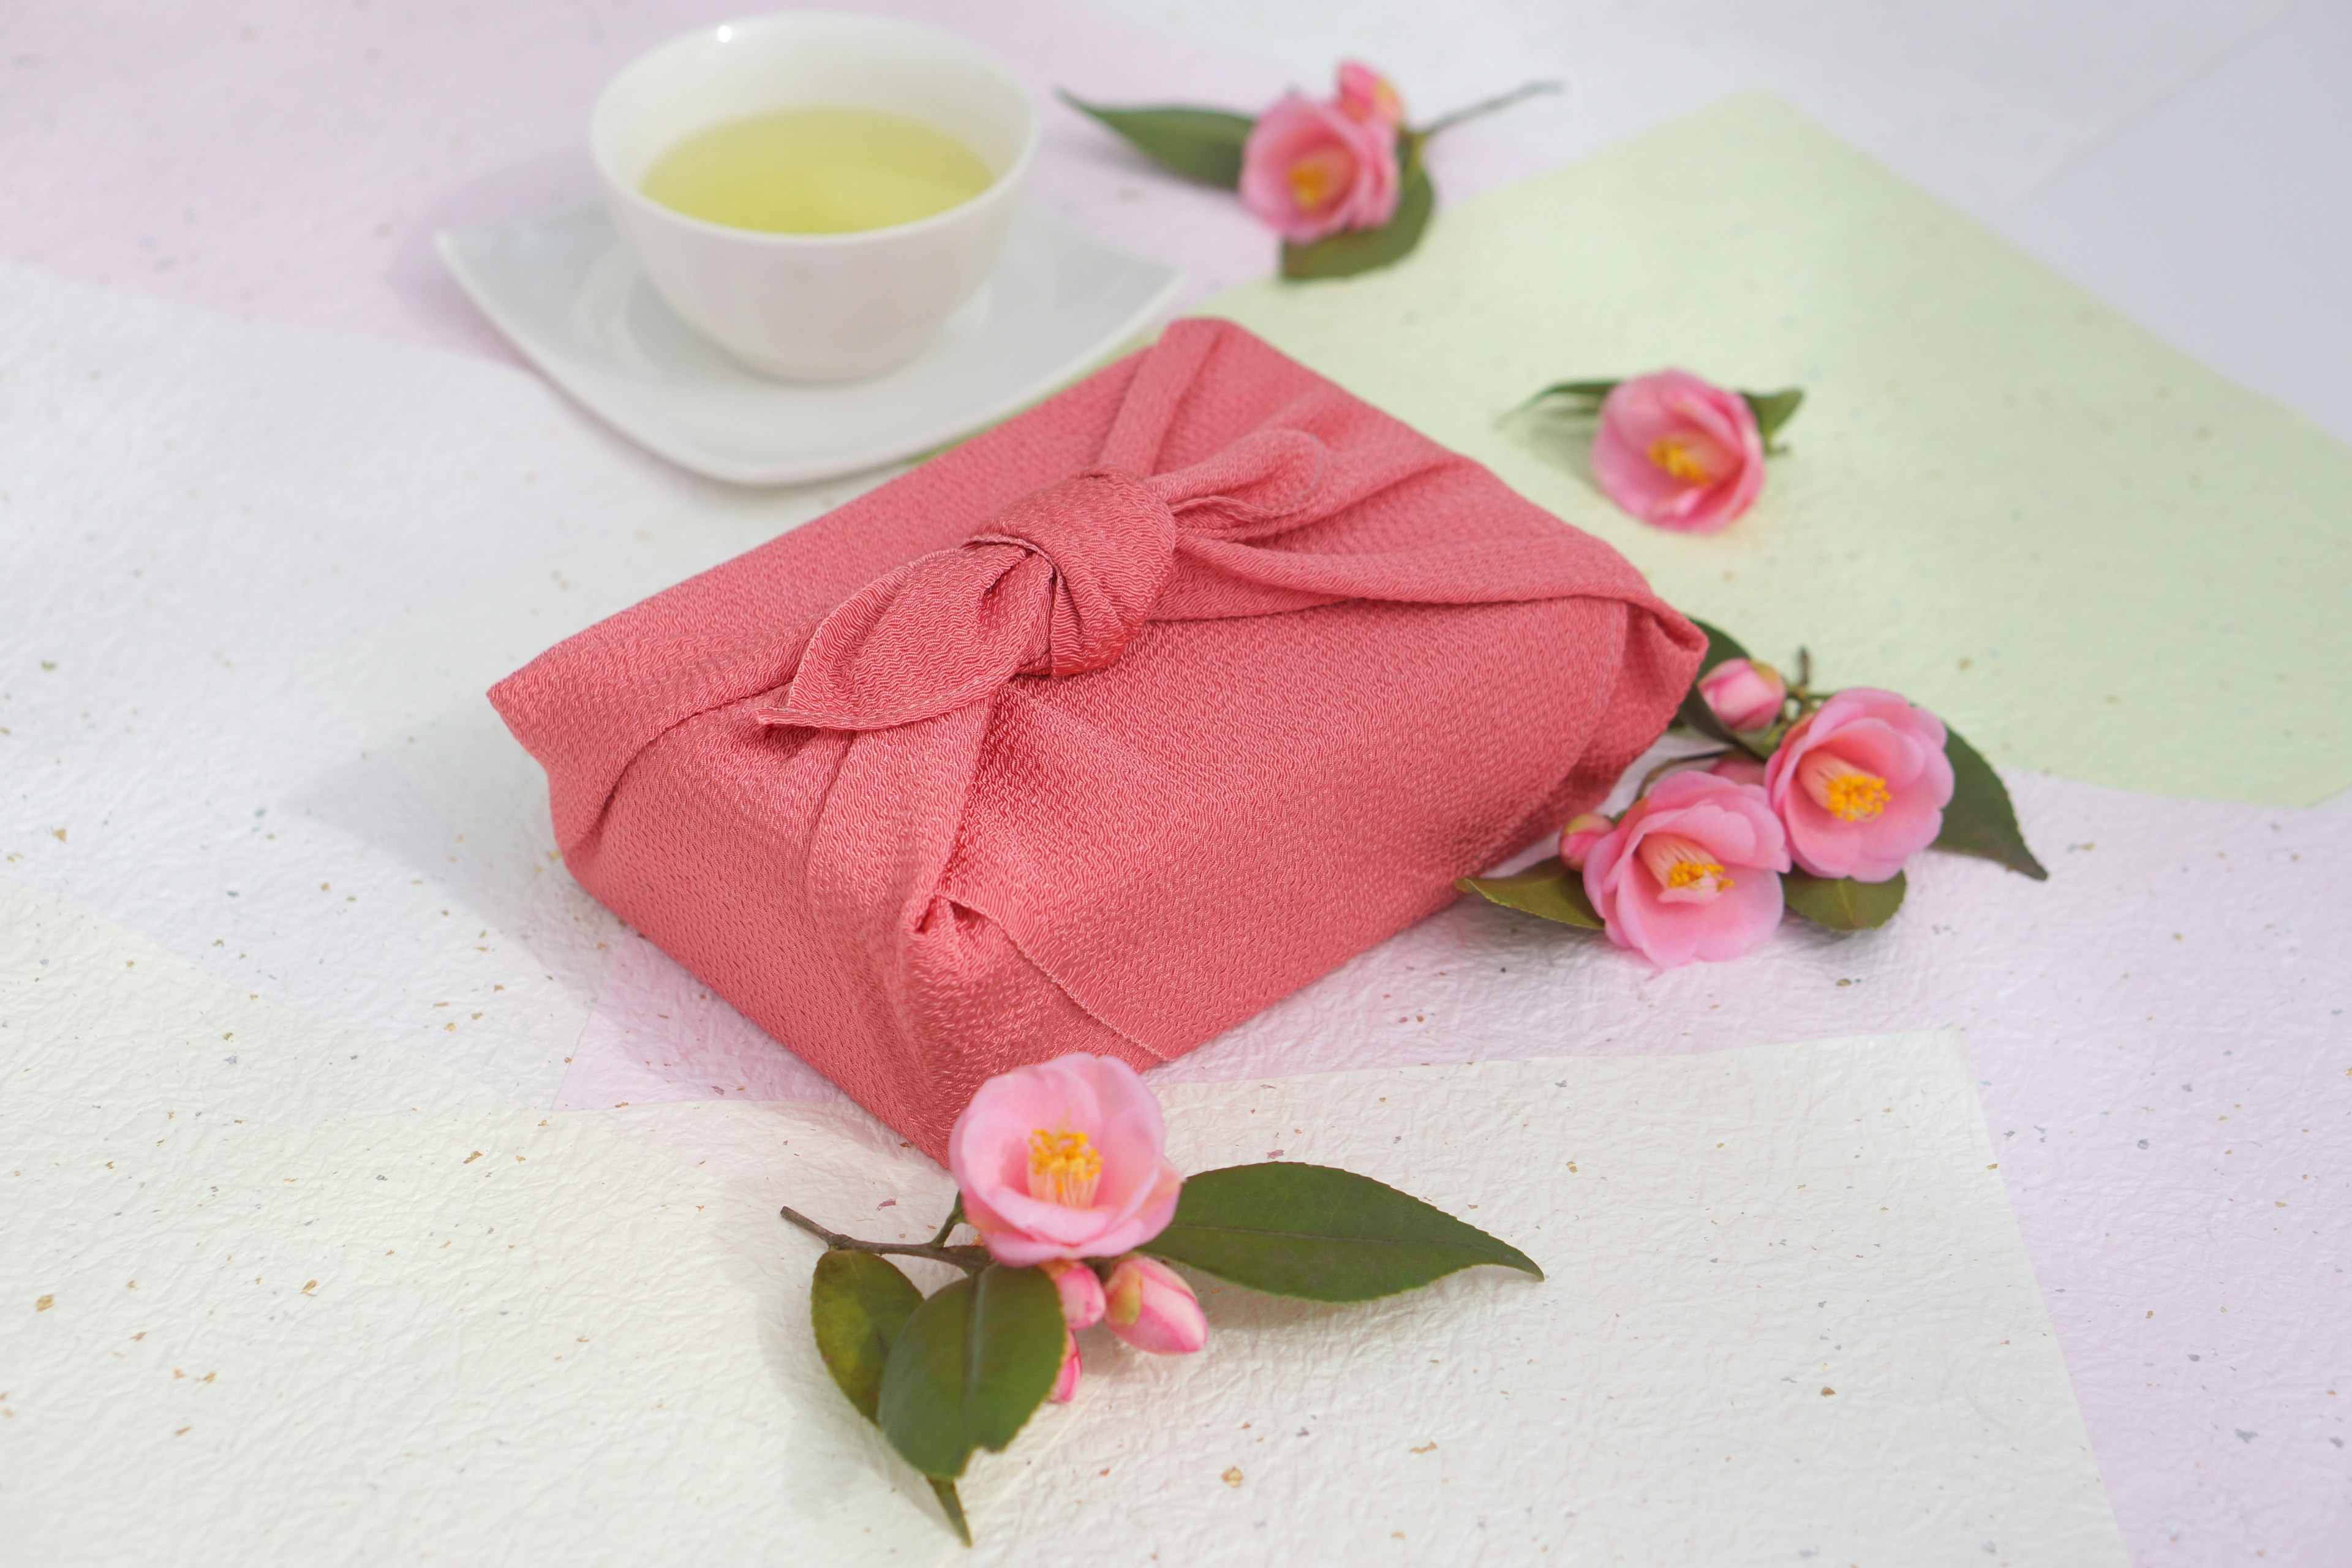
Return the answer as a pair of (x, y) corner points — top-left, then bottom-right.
(6, 879), (2124, 1566)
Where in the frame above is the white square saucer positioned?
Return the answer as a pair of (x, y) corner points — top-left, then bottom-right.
(437, 202), (1184, 486)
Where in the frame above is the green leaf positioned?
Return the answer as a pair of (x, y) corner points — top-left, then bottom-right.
(1515, 379), (1619, 410)
(1058, 94), (1254, 188)
(1500, 378), (1620, 424)
(1528, 379), (1622, 402)
(877, 1264), (1066, 1480)
(927, 1479), (971, 1548)
(1280, 146), (1436, 281)
(1687, 617), (1752, 673)
(1933, 726), (2049, 880)
(810, 1253), (978, 1544)
(1145, 1163), (1544, 1302)
(810, 1250), (924, 1423)
(1676, 618), (1771, 755)
(1741, 386), (1805, 447)
(1456, 855), (1604, 929)
(1782, 869), (1907, 930)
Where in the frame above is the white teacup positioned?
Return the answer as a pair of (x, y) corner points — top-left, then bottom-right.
(592, 13), (1038, 383)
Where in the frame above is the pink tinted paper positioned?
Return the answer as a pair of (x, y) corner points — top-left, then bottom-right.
(0, 0), (1544, 362)
(1180, 770), (2352, 1566)
(6, 3), (2341, 1556)
(559, 932), (845, 1111)
(493, 318), (1700, 1158)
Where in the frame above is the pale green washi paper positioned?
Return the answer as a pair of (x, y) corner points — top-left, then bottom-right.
(1199, 94), (2352, 807)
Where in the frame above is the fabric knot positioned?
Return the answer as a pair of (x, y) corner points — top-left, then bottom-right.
(967, 468), (1179, 678)
(758, 469), (1180, 732)
(759, 418), (1351, 733)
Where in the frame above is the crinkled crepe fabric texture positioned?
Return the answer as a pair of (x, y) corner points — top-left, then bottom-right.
(491, 322), (1698, 1158)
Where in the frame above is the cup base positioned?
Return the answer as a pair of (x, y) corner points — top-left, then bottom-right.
(713, 332), (933, 385)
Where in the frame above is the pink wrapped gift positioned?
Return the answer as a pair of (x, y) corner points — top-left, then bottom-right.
(492, 320), (1700, 1157)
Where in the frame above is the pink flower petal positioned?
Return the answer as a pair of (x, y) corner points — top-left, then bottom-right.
(1591, 371), (1767, 534)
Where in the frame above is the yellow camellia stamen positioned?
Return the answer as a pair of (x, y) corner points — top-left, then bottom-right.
(1638, 832), (1733, 900)
(1797, 751), (1892, 822)
(1287, 149), (1349, 212)
(1646, 435), (1714, 485)
(1028, 1127), (1103, 1208)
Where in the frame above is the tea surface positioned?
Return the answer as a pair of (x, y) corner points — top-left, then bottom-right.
(642, 107), (993, 234)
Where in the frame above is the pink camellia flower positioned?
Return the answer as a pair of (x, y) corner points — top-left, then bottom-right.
(1240, 92), (1401, 244)
(1698, 657), (1785, 733)
(1103, 1254), (1208, 1355)
(946, 1054), (1185, 1268)
(1763, 688), (1954, 883)
(1591, 371), (1766, 533)
(1559, 811), (1613, 870)
(1048, 1331), (1084, 1404)
(1335, 62), (1405, 130)
(1581, 771), (1791, 968)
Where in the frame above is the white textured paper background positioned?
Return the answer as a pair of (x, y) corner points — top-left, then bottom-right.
(3, 876), (2122, 1564)
(3, 3), (2346, 1559)
(602, 1039), (2130, 1567)
(552, 747), (2352, 1556)
(0, 259), (800, 1109)
(0, 880), (1040, 1565)
(1072, 1041), (2127, 1565)
(5, 247), (2348, 1560)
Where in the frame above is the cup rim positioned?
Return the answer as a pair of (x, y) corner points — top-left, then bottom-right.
(591, 10), (1040, 250)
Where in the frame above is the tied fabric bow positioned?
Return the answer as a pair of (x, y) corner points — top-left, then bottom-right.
(760, 318), (1667, 736)
(758, 429), (1336, 732)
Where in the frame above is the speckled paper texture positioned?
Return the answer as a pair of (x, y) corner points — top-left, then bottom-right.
(1020, 1041), (2128, 1566)
(0, 257), (788, 1112)
(0, 880), (1044, 1565)
(4, 878), (2124, 1564)
(1197, 94), (2352, 808)
(549, 771), (2352, 1559)
(3, 255), (2344, 1564)
(575, 1036), (2136, 1567)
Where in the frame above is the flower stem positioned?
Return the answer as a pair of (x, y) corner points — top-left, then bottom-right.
(1637, 748), (1730, 797)
(779, 1204), (990, 1273)
(926, 1194), (967, 1249)
(1418, 80), (1561, 139)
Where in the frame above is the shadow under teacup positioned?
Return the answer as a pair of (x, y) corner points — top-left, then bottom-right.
(592, 12), (1038, 383)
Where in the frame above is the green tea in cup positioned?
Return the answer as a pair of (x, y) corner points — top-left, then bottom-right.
(594, 12), (1038, 379)
(641, 107), (995, 234)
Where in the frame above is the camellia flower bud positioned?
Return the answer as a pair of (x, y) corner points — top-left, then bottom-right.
(1103, 1254), (1208, 1355)
(1559, 812), (1613, 870)
(1040, 1257), (1105, 1330)
(1698, 657), (1785, 733)
(1049, 1329), (1084, 1404)
(1708, 752), (1768, 788)
(1335, 61), (1406, 130)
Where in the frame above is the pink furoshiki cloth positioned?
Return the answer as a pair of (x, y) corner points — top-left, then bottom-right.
(492, 319), (1701, 1158)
